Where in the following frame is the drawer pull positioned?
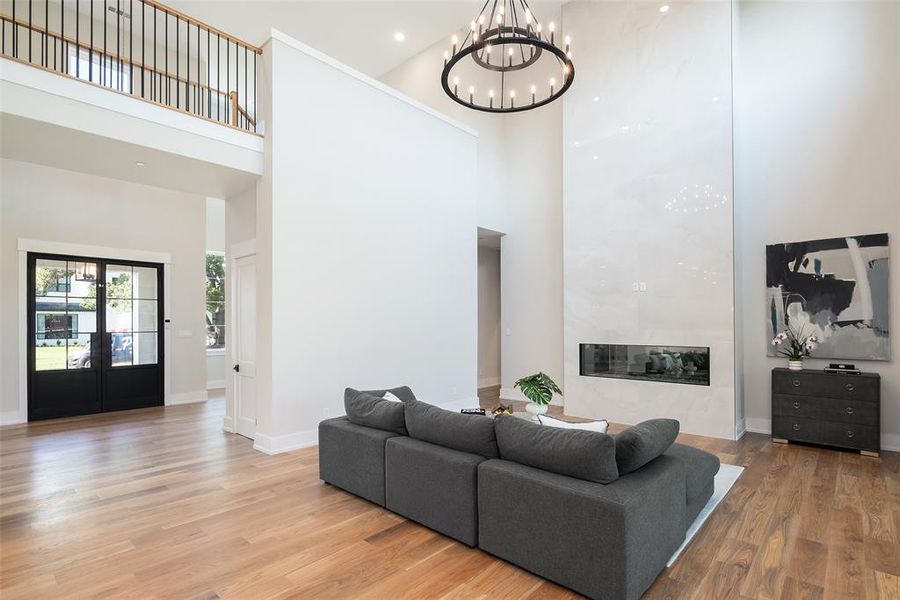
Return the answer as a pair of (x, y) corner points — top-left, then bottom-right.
(792, 423), (800, 431)
(792, 401), (801, 409)
(845, 383), (855, 392)
(792, 379), (801, 387)
(847, 430), (855, 438)
(846, 407), (854, 415)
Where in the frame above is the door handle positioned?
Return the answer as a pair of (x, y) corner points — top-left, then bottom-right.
(233, 364), (240, 373)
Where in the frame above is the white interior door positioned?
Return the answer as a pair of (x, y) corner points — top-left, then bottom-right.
(233, 254), (257, 439)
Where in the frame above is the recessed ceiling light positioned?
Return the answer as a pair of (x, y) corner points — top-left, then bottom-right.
(711, 96), (721, 102)
(393, 32), (406, 42)
(135, 161), (146, 167)
(660, 5), (670, 13)
(593, 96), (600, 102)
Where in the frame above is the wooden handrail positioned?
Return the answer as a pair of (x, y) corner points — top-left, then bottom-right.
(229, 90), (255, 127)
(1, 13), (231, 99)
(138, 0), (262, 55)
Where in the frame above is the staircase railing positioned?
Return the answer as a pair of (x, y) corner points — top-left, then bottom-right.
(1, 0), (260, 133)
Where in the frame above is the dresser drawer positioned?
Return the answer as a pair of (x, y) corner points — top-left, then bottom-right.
(772, 370), (879, 401)
(773, 394), (878, 426)
(772, 416), (879, 452)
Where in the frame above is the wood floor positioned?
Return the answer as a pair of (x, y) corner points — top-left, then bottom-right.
(1, 395), (898, 599)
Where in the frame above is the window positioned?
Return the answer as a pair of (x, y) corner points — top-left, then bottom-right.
(68, 46), (131, 90)
(206, 253), (225, 350)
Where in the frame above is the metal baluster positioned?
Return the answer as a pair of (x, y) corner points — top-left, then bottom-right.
(140, 0), (144, 97)
(243, 45), (247, 130)
(129, 0), (132, 93)
(196, 22), (199, 115)
(89, 0), (93, 81)
(234, 40), (238, 127)
(28, 0), (32, 63)
(103, 0), (107, 86)
(11, 0), (15, 59)
(175, 14), (179, 109)
(164, 9), (168, 105)
(75, 0), (79, 78)
(186, 19), (189, 111)
(206, 28), (210, 117)
(116, 0), (120, 90)
(217, 33), (220, 122)
(225, 37), (229, 125)
(253, 50), (257, 131)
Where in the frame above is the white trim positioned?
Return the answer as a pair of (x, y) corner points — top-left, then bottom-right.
(230, 239), (256, 260)
(735, 418), (747, 440)
(18, 238), (172, 264)
(222, 416), (234, 433)
(206, 348), (226, 356)
(478, 377), (501, 388)
(206, 380), (226, 391)
(253, 429), (318, 455)
(17, 250), (27, 424)
(167, 390), (208, 406)
(268, 29), (479, 139)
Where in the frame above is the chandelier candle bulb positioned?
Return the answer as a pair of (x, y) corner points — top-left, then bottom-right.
(489, 89), (495, 108)
(469, 85), (475, 103)
(531, 84), (536, 103)
(549, 21), (555, 44)
(451, 34), (458, 54)
(565, 35), (571, 53)
(453, 76), (460, 96)
(510, 89), (516, 108)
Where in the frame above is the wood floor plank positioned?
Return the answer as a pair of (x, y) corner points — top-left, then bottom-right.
(2, 393), (898, 599)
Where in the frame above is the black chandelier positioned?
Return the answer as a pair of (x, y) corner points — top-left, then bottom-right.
(441, 0), (575, 113)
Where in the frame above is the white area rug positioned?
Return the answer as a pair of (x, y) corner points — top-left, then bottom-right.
(666, 463), (744, 567)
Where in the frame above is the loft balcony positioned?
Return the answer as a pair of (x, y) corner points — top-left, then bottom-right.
(0, 0), (262, 195)
(1, 0), (259, 132)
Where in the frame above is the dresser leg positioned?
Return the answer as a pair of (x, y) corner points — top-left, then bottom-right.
(860, 450), (880, 458)
(772, 438), (789, 445)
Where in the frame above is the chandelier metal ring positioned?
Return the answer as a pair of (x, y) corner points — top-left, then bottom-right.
(469, 26), (543, 72)
(441, 36), (575, 114)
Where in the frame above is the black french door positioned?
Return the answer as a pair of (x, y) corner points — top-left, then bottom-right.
(28, 253), (165, 421)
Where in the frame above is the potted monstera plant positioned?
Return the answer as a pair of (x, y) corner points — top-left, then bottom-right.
(514, 372), (563, 418)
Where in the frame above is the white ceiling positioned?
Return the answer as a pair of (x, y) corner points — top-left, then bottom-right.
(163, 1), (486, 77)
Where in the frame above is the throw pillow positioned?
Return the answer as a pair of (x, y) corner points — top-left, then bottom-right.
(344, 388), (408, 435)
(494, 415), (618, 484)
(614, 418), (680, 475)
(539, 415), (609, 434)
(383, 391), (402, 403)
(404, 399), (499, 458)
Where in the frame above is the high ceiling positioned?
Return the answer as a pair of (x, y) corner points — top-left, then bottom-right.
(163, 1), (484, 77)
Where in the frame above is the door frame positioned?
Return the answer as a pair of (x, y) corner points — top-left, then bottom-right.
(14, 238), (172, 425)
(227, 238), (256, 437)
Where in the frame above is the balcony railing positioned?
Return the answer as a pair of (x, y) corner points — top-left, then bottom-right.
(1, 0), (259, 132)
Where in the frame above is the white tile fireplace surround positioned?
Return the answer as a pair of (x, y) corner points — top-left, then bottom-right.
(562, 1), (738, 439)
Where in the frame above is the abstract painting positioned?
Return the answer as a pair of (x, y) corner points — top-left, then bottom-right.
(766, 233), (890, 360)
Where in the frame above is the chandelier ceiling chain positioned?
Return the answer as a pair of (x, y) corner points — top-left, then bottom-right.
(440, 0), (575, 113)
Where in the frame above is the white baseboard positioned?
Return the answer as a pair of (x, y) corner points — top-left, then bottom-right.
(0, 410), (27, 427)
(742, 417), (899, 453)
(253, 429), (318, 455)
(167, 391), (208, 406)
(735, 418), (747, 440)
(206, 380), (226, 391)
(222, 416), (234, 433)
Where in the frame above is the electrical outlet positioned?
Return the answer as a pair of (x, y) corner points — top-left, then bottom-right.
(632, 282), (640, 292)
(639, 282), (647, 292)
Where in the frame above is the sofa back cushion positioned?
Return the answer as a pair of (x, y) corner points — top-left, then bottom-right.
(404, 400), (499, 458)
(614, 418), (680, 475)
(344, 388), (409, 435)
(494, 416), (619, 484)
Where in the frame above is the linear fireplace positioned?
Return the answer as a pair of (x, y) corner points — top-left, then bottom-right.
(579, 344), (710, 386)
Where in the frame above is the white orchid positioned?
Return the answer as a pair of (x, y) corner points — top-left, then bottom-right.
(773, 325), (818, 361)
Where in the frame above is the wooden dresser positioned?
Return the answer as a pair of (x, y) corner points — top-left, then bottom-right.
(771, 368), (880, 457)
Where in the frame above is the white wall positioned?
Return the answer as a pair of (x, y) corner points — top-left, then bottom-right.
(205, 197), (227, 390)
(0, 159), (208, 422)
(478, 246), (501, 388)
(382, 24), (565, 401)
(735, 1), (900, 450)
(252, 31), (478, 453)
(562, 1), (736, 439)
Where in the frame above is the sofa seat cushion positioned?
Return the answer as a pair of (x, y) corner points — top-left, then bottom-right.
(404, 399), (499, 458)
(494, 415), (618, 484)
(664, 443), (720, 523)
(385, 437), (484, 546)
(318, 416), (401, 506)
(344, 388), (408, 435)
(614, 419), (680, 475)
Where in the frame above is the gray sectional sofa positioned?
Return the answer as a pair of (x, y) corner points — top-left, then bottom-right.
(318, 387), (720, 600)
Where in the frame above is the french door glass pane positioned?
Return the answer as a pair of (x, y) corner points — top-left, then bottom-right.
(105, 266), (134, 299)
(67, 334), (92, 369)
(35, 336), (67, 371)
(110, 333), (134, 367)
(133, 267), (158, 299)
(133, 333), (158, 365)
(35, 259), (69, 295)
(106, 301), (134, 332)
(135, 301), (158, 332)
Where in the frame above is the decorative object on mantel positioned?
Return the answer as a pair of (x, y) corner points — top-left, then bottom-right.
(440, 0), (575, 113)
(766, 233), (890, 360)
(513, 372), (562, 418)
(771, 367), (880, 457)
(824, 363), (862, 375)
(770, 325), (818, 371)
